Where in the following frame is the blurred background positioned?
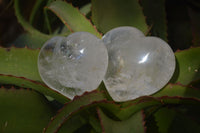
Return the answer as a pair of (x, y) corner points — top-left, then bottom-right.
(0, 0), (200, 51)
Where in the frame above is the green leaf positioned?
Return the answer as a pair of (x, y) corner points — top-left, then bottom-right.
(97, 108), (146, 133)
(0, 47), (41, 81)
(0, 88), (54, 133)
(155, 107), (176, 133)
(29, 0), (51, 29)
(125, 96), (200, 119)
(44, 0), (65, 35)
(155, 107), (200, 133)
(88, 113), (102, 133)
(14, 0), (51, 48)
(0, 74), (69, 103)
(154, 83), (200, 99)
(45, 1), (101, 38)
(57, 110), (100, 133)
(13, 33), (48, 49)
(0, 47), (69, 103)
(29, 0), (56, 34)
(57, 113), (87, 133)
(117, 83), (200, 120)
(45, 84), (200, 132)
(144, 106), (159, 133)
(60, 83), (200, 123)
(116, 97), (161, 120)
(140, 0), (167, 41)
(91, 0), (148, 34)
(44, 91), (107, 133)
(171, 47), (200, 85)
(80, 3), (91, 16)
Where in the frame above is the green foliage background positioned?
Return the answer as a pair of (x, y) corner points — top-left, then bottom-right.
(0, 0), (200, 132)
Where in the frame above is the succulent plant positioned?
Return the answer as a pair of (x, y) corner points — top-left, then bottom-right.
(0, 0), (200, 132)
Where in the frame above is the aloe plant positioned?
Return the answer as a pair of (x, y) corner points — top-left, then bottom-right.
(0, 0), (200, 132)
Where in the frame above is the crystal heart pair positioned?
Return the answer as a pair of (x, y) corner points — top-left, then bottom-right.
(38, 27), (176, 102)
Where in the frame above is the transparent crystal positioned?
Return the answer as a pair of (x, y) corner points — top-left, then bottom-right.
(38, 32), (108, 99)
(103, 27), (176, 102)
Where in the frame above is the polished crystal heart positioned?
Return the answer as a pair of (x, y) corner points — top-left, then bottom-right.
(103, 27), (176, 102)
(38, 32), (108, 99)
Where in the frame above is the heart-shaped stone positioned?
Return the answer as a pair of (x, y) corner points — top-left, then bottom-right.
(103, 27), (176, 102)
(38, 32), (108, 99)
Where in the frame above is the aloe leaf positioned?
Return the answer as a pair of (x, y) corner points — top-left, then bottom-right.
(97, 108), (146, 133)
(14, 0), (51, 48)
(91, 0), (148, 34)
(45, 1), (101, 38)
(80, 3), (91, 16)
(153, 83), (200, 99)
(0, 47), (41, 81)
(13, 33), (48, 49)
(29, 0), (47, 25)
(89, 113), (102, 133)
(154, 107), (178, 133)
(44, 84), (200, 132)
(0, 47), (69, 103)
(78, 84), (200, 122)
(56, 109), (101, 133)
(98, 82), (200, 120)
(0, 74), (69, 103)
(56, 113), (87, 133)
(116, 97), (160, 120)
(0, 88), (54, 133)
(44, 91), (107, 133)
(116, 83), (200, 119)
(30, 0), (54, 34)
(43, 0), (64, 35)
(44, 6), (52, 34)
(140, 0), (167, 41)
(144, 106), (159, 133)
(119, 96), (200, 121)
(171, 47), (200, 85)
(155, 107), (200, 133)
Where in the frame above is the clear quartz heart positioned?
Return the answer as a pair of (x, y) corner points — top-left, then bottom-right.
(103, 27), (176, 102)
(38, 32), (108, 99)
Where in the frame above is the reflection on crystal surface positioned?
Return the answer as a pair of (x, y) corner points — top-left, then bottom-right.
(38, 32), (108, 99)
(138, 53), (150, 64)
(103, 27), (176, 102)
